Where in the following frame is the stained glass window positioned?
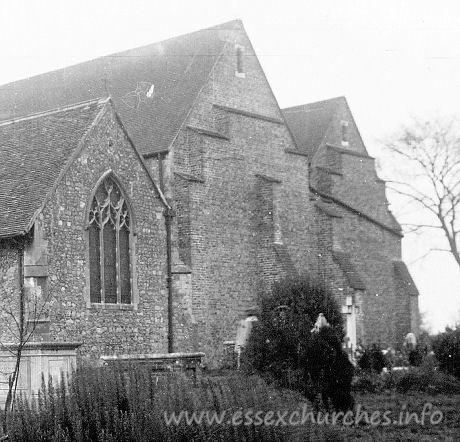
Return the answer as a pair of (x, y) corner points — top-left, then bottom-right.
(88, 176), (131, 304)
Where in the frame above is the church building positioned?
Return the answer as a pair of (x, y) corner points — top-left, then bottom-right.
(0, 20), (419, 387)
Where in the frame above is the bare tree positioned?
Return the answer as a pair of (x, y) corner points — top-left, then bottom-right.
(384, 117), (460, 270)
(0, 244), (51, 436)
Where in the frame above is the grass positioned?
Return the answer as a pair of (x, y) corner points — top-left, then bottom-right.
(331, 392), (460, 441)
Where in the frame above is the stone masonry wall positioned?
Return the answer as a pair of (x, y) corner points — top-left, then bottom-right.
(329, 154), (393, 227)
(36, 106), (169, 360)
(165, 25), (319, 365)
(334, 209), (401, 346)
(312, 200), (405, 347)
(323, 101), (368, 156)
(313, 207), (365, 345)
(0, 242), (21, 343)
(394, 268), (412, 348)
(309, 97), (417, 348)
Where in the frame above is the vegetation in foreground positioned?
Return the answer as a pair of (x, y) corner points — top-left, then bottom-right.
(7, 365), (308, 442)
(4, 364), (460, 442)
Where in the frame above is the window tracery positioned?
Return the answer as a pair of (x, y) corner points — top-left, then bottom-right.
(88, 176), (131, 304)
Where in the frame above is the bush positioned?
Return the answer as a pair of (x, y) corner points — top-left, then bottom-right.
(393, 366), (460, 394)
(357, 344), (387, 373)
(408, 347), (424, 366)
(304, 327), (355, 411)
(352, 370), (386, 393)
(432, 327), (460, 379)
(243, 276), (354, 411)
(352, 356), (460, 395)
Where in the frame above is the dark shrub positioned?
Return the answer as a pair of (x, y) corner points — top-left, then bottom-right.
(357, 344), (386, 373)
(352, 355), (460, 394)
(394, 366), (460, 394)
(352, 370), (386, 393)
(432, 327), (460, 379)
(243, 276), (354, 411)
(408, 347), (424, 366)
(304, 327), (354, 410)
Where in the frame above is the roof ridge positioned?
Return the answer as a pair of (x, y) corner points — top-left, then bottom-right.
(0, 20), (242, 91)
(190, 19), (243, 33)
(0, 22), (229, 154)
(0, 97), (109, 126)
(98, 19), (243, 59)
(135, 19), (243, 48)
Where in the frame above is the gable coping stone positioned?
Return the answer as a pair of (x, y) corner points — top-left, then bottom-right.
(213, 104), (284, 125)
(284, 148), (310, 158)
(326, 143), (375, 160)
(186, 125), (230, 140)
(255, 173), (282, 184)
(311, 187), (403, 237)
(315, 165), (343, 176)
(174, 171), (205, 183)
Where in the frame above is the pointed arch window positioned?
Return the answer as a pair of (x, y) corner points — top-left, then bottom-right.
(88, 175), (132, 304)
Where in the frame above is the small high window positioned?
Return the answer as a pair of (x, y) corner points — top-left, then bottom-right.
(341, 120), (349, 147)
(88, 175), (132, 304)
(235, 45), (245, 78)
(237, 47), (243, 73)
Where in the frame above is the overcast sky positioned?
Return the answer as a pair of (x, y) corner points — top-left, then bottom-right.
(1, 0), (459, 332)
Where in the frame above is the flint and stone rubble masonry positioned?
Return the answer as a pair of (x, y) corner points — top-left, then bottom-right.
(0, 244), (21, 343)
(160, 29), (318, 364)
(1, 106), (170, 361)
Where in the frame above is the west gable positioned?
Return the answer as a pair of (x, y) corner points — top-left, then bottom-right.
(43, 99), (170, 241)
(26, 99), (170, 356)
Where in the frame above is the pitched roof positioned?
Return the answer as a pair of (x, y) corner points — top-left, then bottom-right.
(0, 99), (107, 238)
(393, 260), (419, 297)
(332, 250), (366, 290)
(0, 21), (236, 155)
(282, 96), (345, 160)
